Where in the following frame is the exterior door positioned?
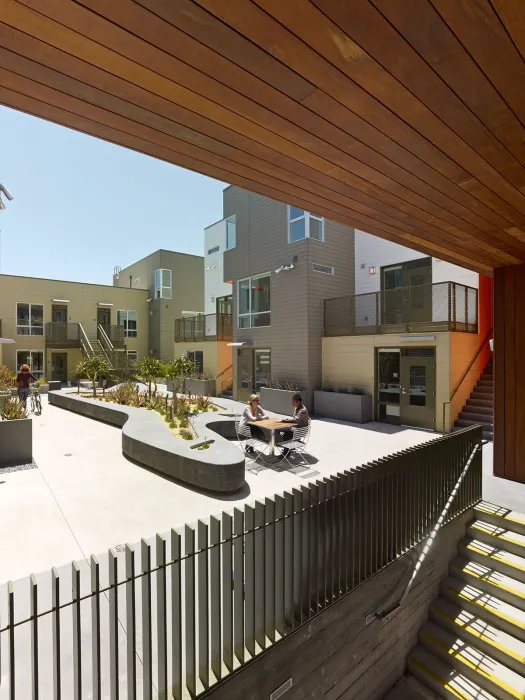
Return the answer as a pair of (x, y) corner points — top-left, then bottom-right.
(400, 354), (436, 430)
(254, 349), (271, 392)
(403, 259), (432, 324)
(51, 304), (68, 341)
(97, 307), (111, 329)
(51, 353), (68, 383)
(237, 348), (254, 402)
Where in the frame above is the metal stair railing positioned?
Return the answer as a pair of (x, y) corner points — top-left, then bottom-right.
(376, 437), (482, 620)
(79, 323), (94, 358)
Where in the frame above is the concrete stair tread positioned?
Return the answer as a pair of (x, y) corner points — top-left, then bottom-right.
(430, 598), (525, 676)
(470, 521), (525, 555)
(462, 538), (525, 579)
(409, 646), (498, 700)
(420, 621), (525, 700)
(464, 405), (493, 415)
(476, 503), (525, 537)
(442, 576), (525, 635)
(385, 675), (441, 699)
(458, 413), (493, 424)
(450, 557), (525, 611)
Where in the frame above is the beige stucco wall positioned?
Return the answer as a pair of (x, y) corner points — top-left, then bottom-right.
(0, 274), (149, 379)
(322, 333), (451, 432)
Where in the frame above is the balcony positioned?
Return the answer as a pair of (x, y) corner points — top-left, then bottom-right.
(98, 324), (125, 349)
(45, 322), (81, 347)
(324, 281), (478, 337)
(175, 313), (232, 342)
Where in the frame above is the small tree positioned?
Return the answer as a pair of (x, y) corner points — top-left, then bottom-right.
(164, 356), (198, 413)
(74, 360), (88, 394)
(77, 356), (112, 398)
(137, 356), (165, 399)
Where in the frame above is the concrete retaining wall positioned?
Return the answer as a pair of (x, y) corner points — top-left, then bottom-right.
(49, 391), (245, 492)
(201, 508), (472, 700)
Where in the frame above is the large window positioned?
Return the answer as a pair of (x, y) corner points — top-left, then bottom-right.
(16, 302), (44, 335)
(226, 216), (236, 250)
(254, 349), (271, 391)
(288, 206), (324, 243)
(238, 274), (271, 328)
(186, 350), (204, 373)
(16, 350), (44, 378)
(155, 269), (172, 299)
(117, 310), (138, 338)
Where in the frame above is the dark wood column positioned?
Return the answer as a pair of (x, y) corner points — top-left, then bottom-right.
(494, 265), (525, 483)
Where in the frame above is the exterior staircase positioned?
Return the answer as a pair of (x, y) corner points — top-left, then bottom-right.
(85, 338), (113, 368)
(386, 502), (525, 700)
(453, 359), (493, 441)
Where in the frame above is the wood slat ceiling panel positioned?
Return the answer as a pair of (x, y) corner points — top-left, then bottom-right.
(3, 0), (525, 274)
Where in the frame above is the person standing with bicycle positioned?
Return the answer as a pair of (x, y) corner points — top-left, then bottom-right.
(16, 363), (37, 407)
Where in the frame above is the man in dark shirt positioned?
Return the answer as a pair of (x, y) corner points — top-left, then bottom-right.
(277, 393), (310, 456)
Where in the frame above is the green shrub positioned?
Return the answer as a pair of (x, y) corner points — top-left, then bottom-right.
(1, 397), (27, 420)
(0, 365), (13, 391)
(179, 427), (193, 440)
(110, 381), (139, 405)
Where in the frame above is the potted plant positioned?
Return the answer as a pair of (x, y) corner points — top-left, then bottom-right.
(260, 377), (305, 416)
(0, 397), (32, 466)
(186, 372), (216, 398)
(314, 386), (373, 423)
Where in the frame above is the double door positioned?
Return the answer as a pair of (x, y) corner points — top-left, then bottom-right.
(377, 348), (436, 430)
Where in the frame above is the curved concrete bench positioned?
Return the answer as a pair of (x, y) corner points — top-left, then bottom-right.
(49, 390), (245, 492)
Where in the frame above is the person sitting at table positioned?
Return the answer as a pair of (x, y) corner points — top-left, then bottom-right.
(240, 393), (268, 452)
(276, 393), (309, 455)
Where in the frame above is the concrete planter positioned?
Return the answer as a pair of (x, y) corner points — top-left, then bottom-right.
(38, 385), (49, 395)
(0, 417), (33, 466)
(260, 387), (305, 417)
(48, 381), (62, 392)
(314, 391), (373, 424)
(186, 378), (216, 397)
(167, 377), (186, 394)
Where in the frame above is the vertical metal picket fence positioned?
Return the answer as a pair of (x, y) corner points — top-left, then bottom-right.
(0, 426), (482, 699)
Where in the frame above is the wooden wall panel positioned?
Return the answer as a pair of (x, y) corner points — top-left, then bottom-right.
(494, 265), (525, 483)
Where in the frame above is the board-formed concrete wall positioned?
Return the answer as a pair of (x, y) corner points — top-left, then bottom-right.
(202, 508), (472, 700)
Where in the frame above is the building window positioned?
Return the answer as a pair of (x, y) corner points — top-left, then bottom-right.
(238, 273), (271, 328)
(254, 349), (271, 391)
(117, 310), (138, 338)
(16, 302), (44, 335)
(313, 263), (334, 275)
(288, 206), (324, 243)
(186, 350), (204, 373)
(208, 245), (220, 255)
(226, 215), (236, 250)
(155, 268), (172, 299)
(16, 350), (44, 378)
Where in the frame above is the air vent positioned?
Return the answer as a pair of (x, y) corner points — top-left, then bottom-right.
(402, 347), (435, 358)
(270, 678), (293, 700)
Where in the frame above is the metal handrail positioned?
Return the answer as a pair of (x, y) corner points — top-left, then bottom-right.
(376, 438), (482, 620)
(98, 324), (114, 352)
(216, 364), (233, 381)
(78, 323), (93, 358)
(442, 326), (493, 433)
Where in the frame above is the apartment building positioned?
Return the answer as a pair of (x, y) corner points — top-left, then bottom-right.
(222, 186), (355, 407)
(113, 250), (204, 362)
(323, 230), (492, 433)
(174, 217), (234, 394)
(0, 274), (149, 382)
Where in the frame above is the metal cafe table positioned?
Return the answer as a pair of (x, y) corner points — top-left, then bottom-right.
(247, 417), (297, 462)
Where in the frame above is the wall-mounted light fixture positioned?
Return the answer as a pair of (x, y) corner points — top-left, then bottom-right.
(98, 302), (114, 306)
(52, 298), (70, 303)
(369, 266), (376, 275)
(206, 265), (217, 272)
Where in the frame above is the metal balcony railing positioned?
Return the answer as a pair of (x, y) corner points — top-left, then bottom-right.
(175, 313), (233, 342)
(45, 322), (81, 347)
(324, 281), (478, 337)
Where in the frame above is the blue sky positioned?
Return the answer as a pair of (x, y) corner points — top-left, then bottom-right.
(0, 106), (226, 285)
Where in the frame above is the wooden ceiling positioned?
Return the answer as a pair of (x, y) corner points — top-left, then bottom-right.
(3, 1), (525, 274)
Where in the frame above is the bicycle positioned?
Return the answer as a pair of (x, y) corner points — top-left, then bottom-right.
(30, 382), (42, 416)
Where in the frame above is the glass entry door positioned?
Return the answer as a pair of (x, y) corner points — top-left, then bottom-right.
(51, 353), (68, 382)
(237, 348), (254, 402)
(399, 355), (436, 429)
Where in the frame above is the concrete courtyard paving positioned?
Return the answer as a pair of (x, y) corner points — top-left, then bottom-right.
(0, 395), (521, 583)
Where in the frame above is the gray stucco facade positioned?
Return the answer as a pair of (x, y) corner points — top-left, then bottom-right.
(113, 249), (204, 362)
(223, 187), (355, 407)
